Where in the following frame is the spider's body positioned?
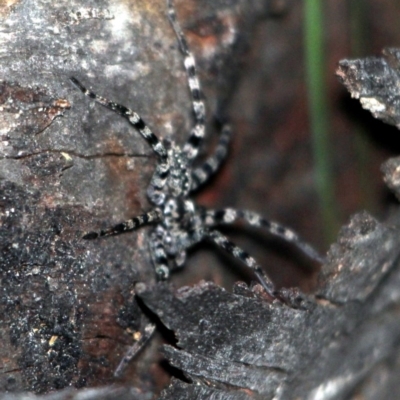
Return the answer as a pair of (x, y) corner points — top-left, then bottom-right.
(72, 0), (324, 299)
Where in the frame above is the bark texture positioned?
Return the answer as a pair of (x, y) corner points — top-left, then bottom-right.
(2, 0), (400, 399)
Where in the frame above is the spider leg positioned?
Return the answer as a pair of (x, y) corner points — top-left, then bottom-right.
(167, 0), (205, 160)
(70, 77), (168, 162)
(201, 208), (325, 264)
(207, 230), (276, 298)
(70, 77), (170, 204)
(190, 123), (232, 191)
(149, 229), (171, 280)
(114, 319), (156, 377)
(82, 208), (162, 240)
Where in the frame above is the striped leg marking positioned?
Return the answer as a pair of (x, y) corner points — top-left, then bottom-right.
(207, 230), (275, 297)
(191, 124), (232, 191)
(201, 208), (325, 264)
(70, 77), (169, 163)
(149, 230), (170, 280)
(167, 0), (206, 160)
(70, 77), (171, 204)
(83, 209), (162, 240)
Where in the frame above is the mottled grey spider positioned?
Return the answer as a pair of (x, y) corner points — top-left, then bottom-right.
(72, 0), (323, 298)
(71, 0), (324, 374)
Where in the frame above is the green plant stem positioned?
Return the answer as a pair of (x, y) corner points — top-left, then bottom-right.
(304, 0), (339, 244)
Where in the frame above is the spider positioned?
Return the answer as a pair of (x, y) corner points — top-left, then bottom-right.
(71, 0), (324, 375)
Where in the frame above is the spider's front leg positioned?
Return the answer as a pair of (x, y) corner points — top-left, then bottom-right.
(70, 77), (170, 205)
(82, 209), (162, 240)
(167, 0), (206, 160)
(167, 0), (233, 190)
(190, 124), (233, 191)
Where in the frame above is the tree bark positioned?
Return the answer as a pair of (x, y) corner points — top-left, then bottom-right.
(3, 0), (400, 399)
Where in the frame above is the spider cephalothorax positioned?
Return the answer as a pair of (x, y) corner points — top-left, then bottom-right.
(72, 0), (324, 301)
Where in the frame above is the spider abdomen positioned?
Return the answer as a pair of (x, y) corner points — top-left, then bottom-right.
(166, 145), (192, 197)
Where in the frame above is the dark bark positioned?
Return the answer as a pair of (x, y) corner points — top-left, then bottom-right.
(337, 48), (400, 129)
(136, 211), (400, 399)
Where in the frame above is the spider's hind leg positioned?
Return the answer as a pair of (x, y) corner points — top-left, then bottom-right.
(207, 230), (276, 298)
(149, 229), (171, 280)
(201, 208), (325, 264)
